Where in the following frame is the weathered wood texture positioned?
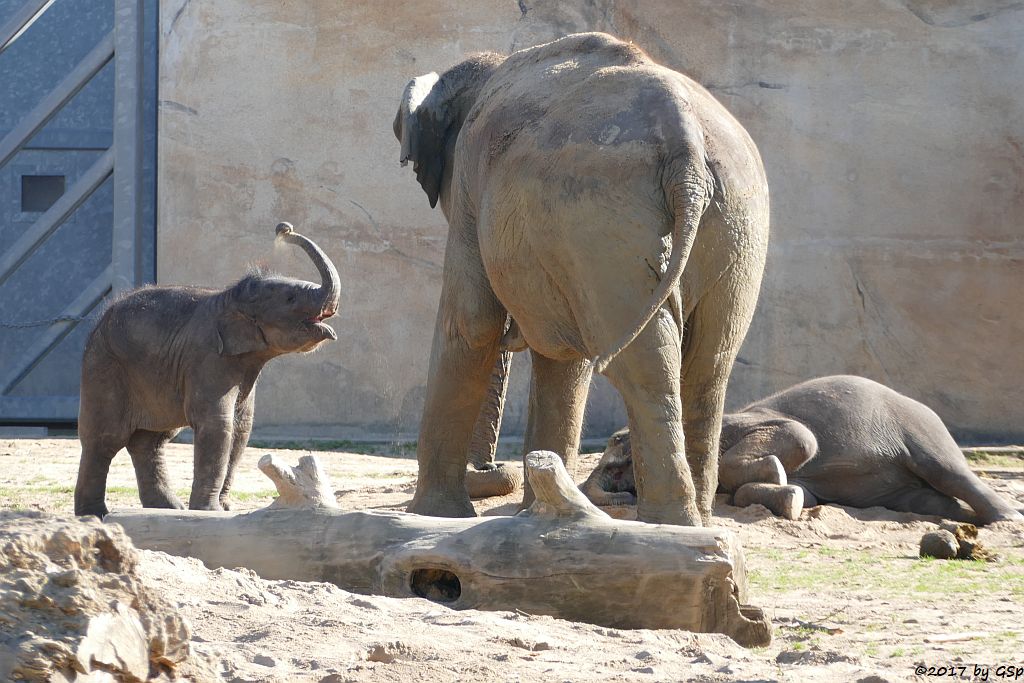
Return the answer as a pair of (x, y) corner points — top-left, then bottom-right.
(107, 451), (771, 647)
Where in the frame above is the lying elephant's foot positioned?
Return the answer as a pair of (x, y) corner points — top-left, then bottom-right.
(636, 500), (702, 527)
(407, 490), (478, 518)
(719, 455), (787, 490)
(465, 463), (523, 500)
(733, 483), (804, 521)
(980, 507), (1024, 525)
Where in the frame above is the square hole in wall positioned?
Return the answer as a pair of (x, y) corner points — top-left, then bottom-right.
(21, 175), (66, 212)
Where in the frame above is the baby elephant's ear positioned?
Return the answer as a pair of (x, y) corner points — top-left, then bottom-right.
(216, 314), (268, 356)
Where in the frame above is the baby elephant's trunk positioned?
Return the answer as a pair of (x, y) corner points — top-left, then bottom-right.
(275, 222), (341, 314)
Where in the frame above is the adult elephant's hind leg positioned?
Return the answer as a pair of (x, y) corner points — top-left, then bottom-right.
(604, 308), (699, 526)
(520, 352), (592, 509)
(681, 275), (763, 525)
(126, 429), (184, 509)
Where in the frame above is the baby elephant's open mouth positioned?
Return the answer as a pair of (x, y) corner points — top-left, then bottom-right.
(304, 308), (338, 340)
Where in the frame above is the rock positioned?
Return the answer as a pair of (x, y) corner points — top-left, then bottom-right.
(0, 511), (198, 682)
(919, 530), (959, 559)
(253, 653), (277, 667)
(366, 641), (408, 663)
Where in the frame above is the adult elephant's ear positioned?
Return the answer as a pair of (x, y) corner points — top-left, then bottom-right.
(395, 73), (446, 208)
(216, 313), (268, 356)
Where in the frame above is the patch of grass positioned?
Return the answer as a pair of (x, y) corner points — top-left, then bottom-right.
(963, 450), (1024, 468)
(227, 489), (277, 502)
(748, 546), (1024, 598)
(889, 647), (905, 658)
(246, 438), (525, 460)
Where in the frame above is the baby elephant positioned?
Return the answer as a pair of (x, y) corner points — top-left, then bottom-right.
(583, 376), (1023, 525)
(74, 223), (340, 517)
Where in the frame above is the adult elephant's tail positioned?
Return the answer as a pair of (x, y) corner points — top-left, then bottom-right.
(591, 136), (714, 374)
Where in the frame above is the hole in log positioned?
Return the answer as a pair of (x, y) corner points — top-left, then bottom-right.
(410, 568), (462, 603)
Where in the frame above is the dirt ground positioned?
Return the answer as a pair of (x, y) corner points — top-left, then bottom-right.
(2, 436), (1023, 682)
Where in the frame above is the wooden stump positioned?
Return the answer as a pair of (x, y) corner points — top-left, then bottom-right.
(107, 451), (771, 647)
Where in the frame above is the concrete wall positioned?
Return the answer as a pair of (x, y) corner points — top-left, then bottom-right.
(158, 0), (1024, 442)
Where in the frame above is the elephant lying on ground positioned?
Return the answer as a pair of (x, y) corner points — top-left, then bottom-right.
(581, 376), (1023, 525)
(395, 32), (768, 525)
(74, 223), (340, 517)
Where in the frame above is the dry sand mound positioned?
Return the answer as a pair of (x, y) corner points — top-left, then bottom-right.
(0, 511), (211, 682)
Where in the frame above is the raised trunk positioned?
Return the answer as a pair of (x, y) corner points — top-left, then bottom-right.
(275, 222), (341, 312)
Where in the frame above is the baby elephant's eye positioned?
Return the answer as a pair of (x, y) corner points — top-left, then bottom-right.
(286, 293), (296, 304)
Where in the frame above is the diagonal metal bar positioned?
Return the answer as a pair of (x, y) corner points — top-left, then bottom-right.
(112, 0), (144, 294)
(0, 265), (112, 394)
(0, 0), (55, 56)
(0, 30), (114, 169)
(0, 147), (114, 288)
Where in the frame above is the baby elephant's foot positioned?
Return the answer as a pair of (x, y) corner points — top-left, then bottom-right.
(733, 482), (804, 520)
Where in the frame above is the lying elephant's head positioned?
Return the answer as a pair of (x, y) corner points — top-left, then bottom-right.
(393, 53), (506, 209)
(216, 223), (340, 357)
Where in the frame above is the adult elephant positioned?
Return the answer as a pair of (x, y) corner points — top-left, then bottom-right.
(394, 33), (769, 525)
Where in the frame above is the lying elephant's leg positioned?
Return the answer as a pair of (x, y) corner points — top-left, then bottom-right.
(733, 482), (804, 520)
(605, 308), (700, 526)
(902, 427), (1023, 524)
(219, 394), (255, 510)
(127, 429), (184, 509)
(888, 486), (977, 523)
(520, 352), (592, 508)
(719, 419), (818, 492)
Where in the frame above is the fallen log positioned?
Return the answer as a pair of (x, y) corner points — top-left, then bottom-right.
(107, 451), (771, 647)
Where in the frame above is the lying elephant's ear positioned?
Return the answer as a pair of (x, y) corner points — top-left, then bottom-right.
(216, 314), (268, 356)
(396, 72), (447, 209)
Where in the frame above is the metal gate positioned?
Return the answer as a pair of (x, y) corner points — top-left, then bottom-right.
(0, 0), (156, 423)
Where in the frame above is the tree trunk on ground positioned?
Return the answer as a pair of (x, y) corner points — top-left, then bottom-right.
(107, 451), (771, 647)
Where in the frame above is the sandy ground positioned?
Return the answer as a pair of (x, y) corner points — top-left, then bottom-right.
(2, 436), (1023, 682)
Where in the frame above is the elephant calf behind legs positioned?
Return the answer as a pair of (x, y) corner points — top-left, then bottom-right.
(582, 376), (1023, 526)
(74, 224), (340, 517)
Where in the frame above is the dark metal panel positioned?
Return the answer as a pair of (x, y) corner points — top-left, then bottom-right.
(0, 0), (157, 423)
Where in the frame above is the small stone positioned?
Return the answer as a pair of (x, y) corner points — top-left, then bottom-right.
(366, 641), (408, 663)
(633, 666), (656, 674)
(919, 530), (958, 559)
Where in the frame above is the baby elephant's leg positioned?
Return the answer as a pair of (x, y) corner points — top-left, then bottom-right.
(127, 429), (184, 509)
(219, 395), (255, 510)
(719, 419), (818, 491)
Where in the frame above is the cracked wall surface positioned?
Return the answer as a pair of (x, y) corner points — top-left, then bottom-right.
(157, 0), (1024, 441)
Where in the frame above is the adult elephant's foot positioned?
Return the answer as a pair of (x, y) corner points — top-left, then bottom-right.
(636, 501), (702, 526)
(407, 491), (477, 518)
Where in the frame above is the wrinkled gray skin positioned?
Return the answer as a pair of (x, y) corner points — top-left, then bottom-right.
(395, 33), (768, 525)
(74, 224), (340, 518)
(583, 376), (1024, 525)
